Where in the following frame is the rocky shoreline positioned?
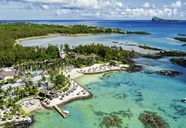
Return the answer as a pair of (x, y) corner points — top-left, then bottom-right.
(155, 70), (180, 77)
(170, 58), (186, 67)
(127, 64), (143, 72)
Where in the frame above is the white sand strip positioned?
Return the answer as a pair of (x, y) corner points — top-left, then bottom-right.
(21, 99), (43, 114)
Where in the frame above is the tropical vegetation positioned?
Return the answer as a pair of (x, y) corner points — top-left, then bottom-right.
(170, 58), (186, 67)
(0, 22), (149, 67)
(173, 37), (186, 42)
(160, 50), (186, 56)
(138, 45), (162, 50)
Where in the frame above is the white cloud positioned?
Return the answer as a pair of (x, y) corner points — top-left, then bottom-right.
(171, 0), (182, 8)
(180, 12), (184, 17)
(173, 8), (178, 15)
(56, 9), (71, 15)
(142, 2), (155, 9)
(21, 0), (124, 9)
(56, 6), (182, 19)
(23, 0), (70, 4)
(69, 0), (99, 9)
(163, 8), (173, 17)
(40, 4), (49, 10)
(143, 2), (150, 8)
(1, 0), (185, 19)
(163, 5), (168, 8)
(96, 12), (100, 16)
(116, 2), (123, 7)
(55, 4), (184, 19)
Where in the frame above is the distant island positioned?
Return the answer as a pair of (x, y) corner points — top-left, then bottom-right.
(152, 17), (183, 22)
(178, 34), (186, 36)
(173, 37), (186, 42)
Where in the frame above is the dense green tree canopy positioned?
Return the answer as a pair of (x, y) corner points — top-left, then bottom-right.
(0, 22), (144, 66)
(0, 23), (117, 66)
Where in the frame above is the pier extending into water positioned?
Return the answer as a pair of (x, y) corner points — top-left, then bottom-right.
(54, 105), (68, 118)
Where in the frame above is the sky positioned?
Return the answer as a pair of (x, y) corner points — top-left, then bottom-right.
(0, 0), (186, 20)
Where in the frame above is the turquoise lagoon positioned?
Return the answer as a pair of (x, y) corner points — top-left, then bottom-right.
(30, 58), (186, 128)
(21, 20), (186, 52)
(20, 20), (186, 128)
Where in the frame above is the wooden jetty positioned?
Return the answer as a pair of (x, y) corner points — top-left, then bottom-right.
(54, 105), (68, 118)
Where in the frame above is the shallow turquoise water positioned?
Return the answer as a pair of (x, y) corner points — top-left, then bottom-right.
(26, 20), (186, 128)
(21, 20), (186, 52)
(30, 66), (186, 128)
(21, 33), (186, 52)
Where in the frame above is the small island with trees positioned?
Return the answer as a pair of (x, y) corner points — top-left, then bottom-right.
(173, 37), (186, 42)
(170, 58), (186, 67)
(172, 34), (186, 46)
(138, 45), (162, 51)
(152, 17), (183, 22)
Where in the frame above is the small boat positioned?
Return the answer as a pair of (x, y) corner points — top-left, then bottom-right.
(112, 41), (118, 43)
(63, 110), (70, 116)
(181, 98), (186, 103)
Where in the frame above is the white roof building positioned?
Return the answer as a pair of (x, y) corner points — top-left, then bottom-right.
(0, 67), (15, 81)
(1, 82), (22, 91)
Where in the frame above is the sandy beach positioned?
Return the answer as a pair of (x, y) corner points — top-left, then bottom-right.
(15, 34), (62, 44)
(64, 68), (84, 79)
(16, 33), (161, 55)
(21, 99), (43, 114)
(64, 63), (129, 79)
(15, 33), (94, 44)
(78, 63), (129, 74)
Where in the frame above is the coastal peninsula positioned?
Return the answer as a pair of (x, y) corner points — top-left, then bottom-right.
(173, 37), (186, 42)
(0, 22), (143, 127)
(0, 22), (185, 128)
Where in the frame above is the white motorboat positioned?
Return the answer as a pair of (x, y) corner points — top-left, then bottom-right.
(63, 110), (70, 116)
(181, 98), (186, 103)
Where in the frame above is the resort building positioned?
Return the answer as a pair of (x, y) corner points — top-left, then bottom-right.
(74, 53), (96, 60)
(0, 67), (25, 81)
(58, 44), (67, 59)
(59, 51), (67, 59)
(39, 90), (58, 99)
(0, 67), (15, 81)
(1, 83), (22, 91)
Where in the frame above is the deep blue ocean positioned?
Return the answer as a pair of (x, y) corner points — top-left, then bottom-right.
(2, 20), (186, 128)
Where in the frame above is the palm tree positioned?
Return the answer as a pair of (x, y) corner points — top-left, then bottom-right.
(7, 86), (13, 92)
(41, 76), (46, 82)
(16, 87), (23, 99)
(0, 80), (4, 86)
(0, 88), (4, 94)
